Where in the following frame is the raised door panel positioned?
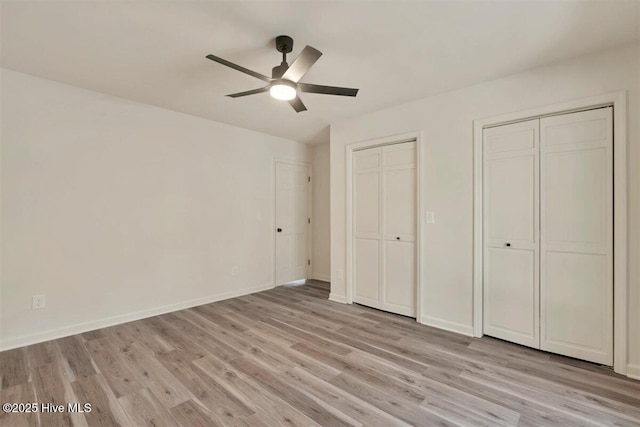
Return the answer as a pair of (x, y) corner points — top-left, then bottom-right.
(483, 119), (539, 349)
(540, 108), (613, 365)
(354, 170), (380, 237)
(544, 148), (608, 252)
(383, 241), (416, 316)
(484, 248), (537, 346)
(354, 238), (381, 308)
(383, 167), (416, 240)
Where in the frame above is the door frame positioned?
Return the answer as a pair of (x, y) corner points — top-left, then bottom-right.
(345, 131), (424, 321)
(472, 91), (628, 375)
(272, 158), (312, 287)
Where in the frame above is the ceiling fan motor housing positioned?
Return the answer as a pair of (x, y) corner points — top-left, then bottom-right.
(272, 63), (289, 79)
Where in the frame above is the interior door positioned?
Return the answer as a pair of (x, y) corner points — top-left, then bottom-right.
(275, 162), (309, 285)
(483, 119), (540, 349)
(381, 142), (416, 316)
(353, 148), (382, 308)
(540, 108), (613, 365)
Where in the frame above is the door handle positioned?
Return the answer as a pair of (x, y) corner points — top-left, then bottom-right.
(277, 228), (282, 232)
(505, 243), (511, 247)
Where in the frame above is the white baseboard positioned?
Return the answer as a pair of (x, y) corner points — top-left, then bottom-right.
(627, 364), (640, 380)
(420, 315), (474, 337)
(0, 282), (274, 352)
(310, 273), (331, 282)
(328, 293), (347, 304)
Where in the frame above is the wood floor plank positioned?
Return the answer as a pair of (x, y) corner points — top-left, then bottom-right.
(84, 336), (145, 398)
(229, 356), (353, 427)
(55, 336), (96, 380)
(329, 372), (454, 426)
(159, 354), (254, 423)
(170, 400), (222, 427)
(0, 382), (38, 427)
(117, 342), (194, 408)
(284, 367), (411, 427)
(31, 363), (73, 427)
(71, 374), (127, 427)
(115, 321), (174, 357)
(2, 280), (637, 427)
(461, 366), (640, 426)
(23, 342), (55, 369)
(192, 356), (321, 427)
(118, 388), (179, 427)
(0, 348), (29, 389)
(345, 349), (521, 426)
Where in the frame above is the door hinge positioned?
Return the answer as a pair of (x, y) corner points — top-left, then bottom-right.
(307, 260), (311, 266)
(308, 176), (311, 183)
(308, 218), (311, 224)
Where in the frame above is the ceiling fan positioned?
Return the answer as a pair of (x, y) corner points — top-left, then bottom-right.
(206, 35), (359, 112)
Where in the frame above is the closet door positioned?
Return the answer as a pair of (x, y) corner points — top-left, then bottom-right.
(483, 120), (540, 348)
(540, 108), (613, 365)
(353, 148), (382, 309)
(381, 142), (416, 317)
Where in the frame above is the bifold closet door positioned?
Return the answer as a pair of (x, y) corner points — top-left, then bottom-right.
(382, 142), (416, 317)
(540, 108), (613, 365)
(353, 142), (416, 317)
(483, 108), (613, 365)
(483, 119), (540, 348)
(353, 148), (382, 308)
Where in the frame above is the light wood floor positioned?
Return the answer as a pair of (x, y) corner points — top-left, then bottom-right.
(1, 280), (639, 426)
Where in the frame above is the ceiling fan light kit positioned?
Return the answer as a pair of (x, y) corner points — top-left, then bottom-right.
(269, 80), (297, 101)
(206, 35), (359, 112)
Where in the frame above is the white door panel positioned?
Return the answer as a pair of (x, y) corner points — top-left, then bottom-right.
(485, 154), (536, 247)
(354, 238), (381, 307)
(275, 162), (309, 285)
(540, 108), (613, 365)
(483, 119), (540, 349)
(484, 248), (538, 347)
(354, 171), (380, 236)
(383, 241), (416, 316)
(384, 167), (416, 239)
(544, 148), (608, 251)
(543, 252), (608, 352)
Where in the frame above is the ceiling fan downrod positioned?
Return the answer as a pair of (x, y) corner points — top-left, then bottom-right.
(274, 35), (294, 79)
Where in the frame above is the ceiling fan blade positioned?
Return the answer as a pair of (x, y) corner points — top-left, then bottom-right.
(289, 96), (307, 113)
(206, 54), (272, 82)
(226, 86), (270, 98)
(282, 46), (322, 83)
(299, 83), (359, 97)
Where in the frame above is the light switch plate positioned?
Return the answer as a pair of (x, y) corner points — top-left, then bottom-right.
(426, 211), (435, 224)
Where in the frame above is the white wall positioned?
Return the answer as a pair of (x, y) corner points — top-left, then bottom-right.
(0, 69), (309, 350)
(330, 43), (640, 375)
(311, 141), (330, 282)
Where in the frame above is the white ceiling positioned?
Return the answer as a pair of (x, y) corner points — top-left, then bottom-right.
(1, 1), (638, 143)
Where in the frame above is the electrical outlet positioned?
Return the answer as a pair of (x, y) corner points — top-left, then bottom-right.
(336, 269), (344, 280)
(231, 266), (239, 276)
(32, 294), (46, 310)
